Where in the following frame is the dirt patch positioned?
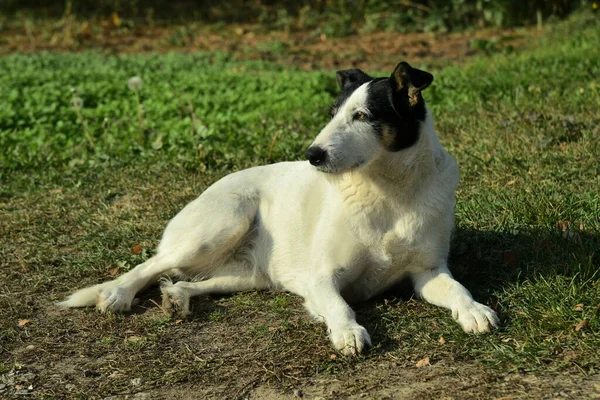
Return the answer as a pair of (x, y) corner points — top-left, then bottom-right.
(1, 295), (599, 399)
(0, 21), (535, 71)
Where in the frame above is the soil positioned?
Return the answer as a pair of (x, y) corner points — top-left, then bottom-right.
(0, 20), (535, 71)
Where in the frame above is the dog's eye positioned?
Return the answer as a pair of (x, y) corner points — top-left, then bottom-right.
(353, 112), (367, 121)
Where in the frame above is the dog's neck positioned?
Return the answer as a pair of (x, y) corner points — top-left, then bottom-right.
(360, 113), (441, 197)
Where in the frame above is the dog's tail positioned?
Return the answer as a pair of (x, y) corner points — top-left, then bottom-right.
(57, 281), (113, 308)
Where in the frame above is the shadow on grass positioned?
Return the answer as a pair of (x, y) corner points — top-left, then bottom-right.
(351, 226), (599, 357)
(449, 226), (599, 297)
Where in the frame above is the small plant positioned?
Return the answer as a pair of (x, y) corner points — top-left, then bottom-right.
(70, 88), (94, 147)
(127, 76), (146, 143)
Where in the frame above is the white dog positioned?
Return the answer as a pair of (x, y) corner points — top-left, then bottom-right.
(60, 62), (499, 355)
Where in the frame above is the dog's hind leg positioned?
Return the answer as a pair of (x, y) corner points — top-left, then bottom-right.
(160, 263), (270, 318)
(58, 255), (186, 313)
(59, 188), (261, 313)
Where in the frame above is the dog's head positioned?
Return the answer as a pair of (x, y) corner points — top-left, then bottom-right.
(306, 62), (433, 173)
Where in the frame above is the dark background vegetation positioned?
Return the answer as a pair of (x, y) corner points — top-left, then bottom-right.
(0, 0), (591, 34)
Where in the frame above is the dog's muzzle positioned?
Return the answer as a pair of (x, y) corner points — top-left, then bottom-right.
(305, 146), (327, 167)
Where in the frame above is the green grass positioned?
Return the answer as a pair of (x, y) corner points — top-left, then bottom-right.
(1, 13), (599, 399)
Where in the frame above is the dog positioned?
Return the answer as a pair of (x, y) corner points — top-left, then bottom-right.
(59, 61), (499, 355)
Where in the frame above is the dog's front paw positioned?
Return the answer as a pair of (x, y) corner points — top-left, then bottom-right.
(96, 286), (134, 313)
(452, 301), (499, 333)
(329, 323), (372, 356)
(161, 282), (190, 318)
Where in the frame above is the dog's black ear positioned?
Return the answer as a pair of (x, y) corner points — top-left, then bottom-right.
(336, 69), (372, 90)
(389, 62), (433, 107)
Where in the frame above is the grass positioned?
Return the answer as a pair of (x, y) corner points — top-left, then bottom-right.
(1, 13), (599, 399)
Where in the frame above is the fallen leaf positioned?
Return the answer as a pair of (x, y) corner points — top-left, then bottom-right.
(438, 336), (446, 344)
(125, 336), (141, 343)
(15, 385), (24, 390)
(175, 319), (183, 324)
(574, 304), (584, 312)
(502, 251), (518, 267)
(575, 320), (589, 332)
(330, 354), (337, 360)
(416, 356), (430, 368)
(132, 244), (143, 254)
(17, 319), (30, 327)
(556, 220), (570, 232)
(108, 267), (120, 276)
(507, 179), (516, 185)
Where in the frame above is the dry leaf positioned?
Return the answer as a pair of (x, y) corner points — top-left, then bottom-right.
(438, 336), (446, 344)
(108, 267), (120, 276)
(574, 304), (584, 312)
(17, 319), (30, 327)
(556, 220), (570, 232)
(416, 356), (430, 368)
(575, 320), (589, 332)
(507, 179), (516, 185)
(132, 245), (143, 254)
(125, 336), (141, 343)
(112, 12), (120, 27)
(175, 319), (183, 324)
(330, 354), (337, 360)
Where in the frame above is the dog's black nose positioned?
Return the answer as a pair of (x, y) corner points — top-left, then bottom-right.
(306, 146), (327, 166)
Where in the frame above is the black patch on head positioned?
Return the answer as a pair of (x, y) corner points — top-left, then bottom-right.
(330, 62), (434, 152)
(330, 69), (374, 119)
(336, 69), (373, 91)
(366, 77), (426, 152)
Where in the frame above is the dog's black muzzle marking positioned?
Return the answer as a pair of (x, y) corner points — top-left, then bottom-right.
(306, 146), (327, 166)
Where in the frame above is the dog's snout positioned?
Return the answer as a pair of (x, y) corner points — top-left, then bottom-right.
(306, 146), (327, 166)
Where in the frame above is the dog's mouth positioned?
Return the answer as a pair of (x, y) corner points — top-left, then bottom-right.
(315, 159), (366, 174)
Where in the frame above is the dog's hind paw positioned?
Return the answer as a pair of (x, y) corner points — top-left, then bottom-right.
(161, 282), (191, 318)
(96, 286), (134, 313)
(329, 323), (372, 356)
(453, 301), (499, 333)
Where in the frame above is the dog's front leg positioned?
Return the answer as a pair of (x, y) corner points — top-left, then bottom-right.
(305, 274), (372, 355)
(411, 264), (499, 333)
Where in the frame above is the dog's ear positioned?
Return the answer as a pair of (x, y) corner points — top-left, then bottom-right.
(389, 62), (433, 107)
(336, 69), (372, 90)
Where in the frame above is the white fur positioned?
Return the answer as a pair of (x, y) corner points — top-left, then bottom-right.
(312, 83), (381, 173)
(59, 96), (499, 355)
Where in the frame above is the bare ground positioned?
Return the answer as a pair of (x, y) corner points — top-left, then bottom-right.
(0, 20), (534, 71)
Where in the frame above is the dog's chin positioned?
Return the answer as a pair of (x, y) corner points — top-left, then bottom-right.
(315, 160), (366, 174)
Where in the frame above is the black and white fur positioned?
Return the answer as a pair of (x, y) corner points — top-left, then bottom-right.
(59, 62), (499, 355)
